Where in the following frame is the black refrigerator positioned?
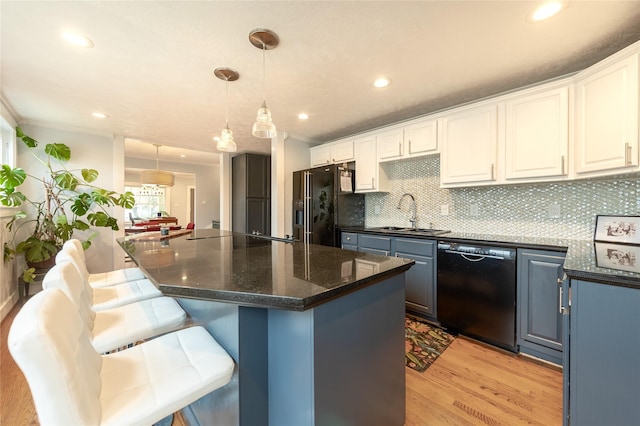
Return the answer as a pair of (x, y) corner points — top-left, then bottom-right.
(293, 164), (365, 247)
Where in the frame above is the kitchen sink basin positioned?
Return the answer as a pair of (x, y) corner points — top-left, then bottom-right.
(371, 226), (451, 236)
(373, 226), (412, 231)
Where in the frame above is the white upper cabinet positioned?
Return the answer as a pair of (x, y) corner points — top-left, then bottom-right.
(405, 118), (438, 156)
(575, 51), (639, 175)
(330, 139), (355, 163)
(440, 102), (498, 186)
(377, 118), (438, 163)
(377, 128), (404, 161)
(505, 85), (569, 180)
(310, 144), (331, 167)
(354, 135), (388, 192)
(310, 139), (354, 167)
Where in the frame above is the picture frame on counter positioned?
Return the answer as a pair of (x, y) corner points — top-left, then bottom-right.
(594, 215), (640, 244)
(594, 242), (640, 273)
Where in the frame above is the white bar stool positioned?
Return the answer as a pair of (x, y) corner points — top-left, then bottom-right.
(43, 262), (187, 353)
(61, 239), (147, 288)
(8, 288), (235, 426)
(56, 249), (162, 311)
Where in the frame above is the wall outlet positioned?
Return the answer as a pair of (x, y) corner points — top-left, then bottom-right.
(374, 205), (381, 215)
(548, 203), (561, 218)
(440, 204), (449, 216)
(470, 204), (479, 217)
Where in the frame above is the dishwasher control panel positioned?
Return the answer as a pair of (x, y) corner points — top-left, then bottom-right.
(437, 242), (515, 260)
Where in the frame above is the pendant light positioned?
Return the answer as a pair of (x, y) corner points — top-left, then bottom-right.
(214, 67), (239, 152)
(140, 144), (175, 186)
(249, 28), (278, 139)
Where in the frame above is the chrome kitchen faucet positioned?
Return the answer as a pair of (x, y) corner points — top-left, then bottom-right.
(397, 193), (417, 230)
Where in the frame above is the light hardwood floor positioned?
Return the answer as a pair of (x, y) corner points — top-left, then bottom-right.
(1, 301), (562, 425)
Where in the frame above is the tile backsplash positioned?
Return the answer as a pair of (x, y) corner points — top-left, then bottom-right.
(365, 156), (640, 240)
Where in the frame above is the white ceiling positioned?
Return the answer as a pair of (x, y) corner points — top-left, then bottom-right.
(2, 1), (640, 166)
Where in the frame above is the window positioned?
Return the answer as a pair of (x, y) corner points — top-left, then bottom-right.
(0, 115), (16, 167)
(125, 185), (169, 222)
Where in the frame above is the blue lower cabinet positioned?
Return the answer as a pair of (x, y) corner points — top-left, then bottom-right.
(358, 234), (391, 255)
(517, 249), (565, 365)
(566, 280), (640, 426)
(393, 238), (436, 319)
(354, 233), (437, 320)
(341, 232), (358, 251)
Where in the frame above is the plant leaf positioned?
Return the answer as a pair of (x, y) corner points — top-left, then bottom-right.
(70, 194), (92, 216)
(91, 189), (116, 206)
(81, 168), (99, 182)
(45, 143), (71, 162)
(53, 171), (78, 190)
(0, 187), (26, 207)
(118, 191), (136, 209)
(16, 237), (58, 263)
(16, 127), (38, 148)
(0, 165), (27, 188)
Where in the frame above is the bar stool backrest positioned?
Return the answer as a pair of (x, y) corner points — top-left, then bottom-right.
(42, 262), (96, 330)
(56, 248), (91, 288)
(63, 239), (86, 264)
(8, 288), (103, 425)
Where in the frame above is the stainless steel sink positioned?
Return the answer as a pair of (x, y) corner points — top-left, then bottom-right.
(405, 228), (451, 236)
(371, 226), (451, 236)
(373, 226), (412, 231)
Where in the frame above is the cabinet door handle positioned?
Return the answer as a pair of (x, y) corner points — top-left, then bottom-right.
(490, 163), (495, 180)
(625, 142), (632, 166)
(399, 142), (403, 156)
(559, 286), (564, 314)
(561, 155), (565, 175)
(408, 140), (412, 154)
(557, 278), (566, 314)
(371, 177), (375, 188)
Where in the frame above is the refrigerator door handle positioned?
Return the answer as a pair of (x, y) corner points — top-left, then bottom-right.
(304, 171), (311, 244)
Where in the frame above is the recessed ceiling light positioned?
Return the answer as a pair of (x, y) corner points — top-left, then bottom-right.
(62, 31), (94, 48)
(298, 113), (309, 120)
(91, 112), (108, 119)
(213, 136), (221, 142)
(180, 154), (186, 158)
(528, 1), (564, 22)
(373, 77), (391, 88)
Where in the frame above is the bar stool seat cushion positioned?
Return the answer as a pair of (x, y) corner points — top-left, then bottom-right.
(92, 297), (186, 353)
(61, 240), (147, 288)
(100, 326), (234, 426)
(42, 262), (186, 353)
(8, 289), (234, 426)
(88, 267), (147, 288)
(91, 278), (162, 311)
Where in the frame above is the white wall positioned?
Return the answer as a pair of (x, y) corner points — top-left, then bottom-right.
(17, 123), (122, 274)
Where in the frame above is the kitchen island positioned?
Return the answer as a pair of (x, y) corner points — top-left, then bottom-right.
(118, 229), (413, 426)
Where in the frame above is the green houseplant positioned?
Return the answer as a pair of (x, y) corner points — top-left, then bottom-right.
(0, 127), (135, 283)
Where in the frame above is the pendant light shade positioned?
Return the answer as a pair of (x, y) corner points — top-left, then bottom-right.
(249, 28), (278, 139)
(252, 100), (277, 139)
(214, 67), (239, 152)
(140, 144), (175, 186)
(217, 126), (237, 152)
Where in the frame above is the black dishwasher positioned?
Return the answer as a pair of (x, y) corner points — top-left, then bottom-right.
(437, 241), (517, 352)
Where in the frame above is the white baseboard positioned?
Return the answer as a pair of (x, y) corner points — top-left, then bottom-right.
(0, 289), (19, 323)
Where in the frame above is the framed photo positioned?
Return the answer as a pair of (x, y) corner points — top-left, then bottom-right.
(594, 242), (640, 273)
(594, 215), (640, 244)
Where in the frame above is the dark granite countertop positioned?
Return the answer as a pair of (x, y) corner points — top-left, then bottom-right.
(117, 229), (414, 311)
(345, 227), (640, 290)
